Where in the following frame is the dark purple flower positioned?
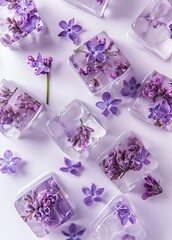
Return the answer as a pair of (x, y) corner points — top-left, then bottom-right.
(85, 40), (107, 63)
(122, 234), (135, 240)
(112, 201), (136, 225)
(82, 183), (104, 206)
(61, 223), (85, 240)
(96, 92), (122, 117)
(27, 53), (53, 105)
(148, 99), (172, 127)
(60, 157), (82, 176)
(58, 18), (82, 44)
(142, 175), (163, 200)
(68, 119), (94, 152)
(121, 77), (141, 98)
(0, 150), (21, 174)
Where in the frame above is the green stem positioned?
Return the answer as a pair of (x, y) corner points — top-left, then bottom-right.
(46, 73), (49, 105)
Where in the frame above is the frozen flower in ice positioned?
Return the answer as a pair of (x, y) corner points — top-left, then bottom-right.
(142, 175), (163, 200)
(58, 18), (82, 44)
(60, 157), (82, 176)
(96, 92), (122, 117)
(27, 53), (53, 104)
(85, 40), (107, 63)
(122, 234), (135, 240)
(0, 150), (21, 174)
(112, 201), (136, 225)
(121, 77), (141, 98)
(82, 183), (104, 206)
(61, 223), (85, 240)
(133, 147), (150, 171)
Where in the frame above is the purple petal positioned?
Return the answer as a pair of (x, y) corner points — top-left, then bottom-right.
(96, 101), (107, 109)
(102, 108), (110, 117)
(85, 41), (93, 52)
(4, 150), (13, 160)
(82, 187), (91, 196)
(121, 87), (130, 96)
(10, 157), (21, 165)
(72, 162), (81, 169)
(69, 223), (77, 234)
(102, 92), (111, 104)
(68, 18), (75, 27)
(84, 196), (94, 206)
(8, 165), (16, 173)
(61, 230), (71, 237)
(130, 90), (137, 98)
(110, 99), (122, 105)
(69, 32), (77, 43)
(37, 52), (42, 62)
(95, 187), (104, 195)
(110, 106), (118, 115)
(72, 24), (82, 32)
(70, 169), (79, 176)
(0, 165), (8, 174)
(129, 214), (136, 224)
(59, 20), (68, 29)
(87, 54), (95, 62)
(121, 215), (128, 225)
(77, 229), (86, 236)
(94, 196), (102, 202)
(129, 77), (137, 85)
(60, 167), (69, 172)
(123, 80), (129, 87)
(94, 43), (106, 53)
(96, 52), (107, 62)
(64, 157), (72, 167)
(0, 158), (4, 166)
(58, 31), (68, 37)
(91, 183), (96, 194)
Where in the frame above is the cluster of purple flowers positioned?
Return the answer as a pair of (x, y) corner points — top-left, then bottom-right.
(68, 119), (94, 152)
(142, 175), (163, 200)
(21, 178), (74, 227)
(0, 84), (41, 130)
(101, 134), (150, 180)
(140, 71), (172, 127)
(0, 0), (44, 46)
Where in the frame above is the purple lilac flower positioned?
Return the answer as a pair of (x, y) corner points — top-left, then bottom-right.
(60, 157), (82, 176)
(121, 77), (141, 98)
(122, 234), (135, 240)
(0, 87), (16, 106)
(96, 92), (122, 117)
(133, 147), (150, 171)
(61, 223), (85, 240)
(82, 183), (104, 206)
(27, 53), (53, 105)
(142, 175), (163, 200)
(112, 201), (136, 225)
(0, 150), (21, 174)
(68, 119), (94, 152)
(85, 40), (107, 63)
(148, 99), (172, 127)
(58, 18), (82, 44)
(97, 0), (105, 5)
(0, 106), (16, 125)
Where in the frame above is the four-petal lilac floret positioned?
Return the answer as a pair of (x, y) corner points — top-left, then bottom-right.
(142, 175), (163, 200)
(82, 183), (104, 206)
(121, 77), (141, 98)
(85, 40), (107, 63)
(96, 92), (122, 117)
(0, 150), (21, 174)
(60, 157), (82, 176)
(58, 18), (82, 44)
(133, 147), (150, 171)
(61, 223), (85, 240)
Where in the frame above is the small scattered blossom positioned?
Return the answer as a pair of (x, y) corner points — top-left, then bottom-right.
(142, 175), (163, 200)
(61, 223), (85, 240)
(82, 183), (104, 206)
(0, 150), (21, 174)
(121, 77), (141, 98)
(60, 157), (82, 176)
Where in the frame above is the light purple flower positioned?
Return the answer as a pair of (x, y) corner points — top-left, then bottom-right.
(85, 40), (107, 63)
(96, 92), (122, 117)
(60, 157), (82, 176)
(121, 77), (141, 98)
(0, 150), (21, 174)
(133, 147), (150, 171)
(61, 223), (85, 240)
(142, 175), (163, 200)
(58, 18), (82, 44)
(82, 183), (104, 206)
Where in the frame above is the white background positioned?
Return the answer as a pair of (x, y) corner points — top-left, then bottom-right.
(0, 0), (172, 240)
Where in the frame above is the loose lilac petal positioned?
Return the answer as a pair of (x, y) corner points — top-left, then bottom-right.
(96, 101), (107, 109)
(82, 187), (91, 196)
(121, 87), (130, 96)
(10, 157), (21, 165)
(60, 167), (69, 172)
(68, 18), (75, 27)
(69, 32), (77, 43)
(4, 150), (13, 160)
(64, 157), (72, 167)
(58, 31), (68, 37)
(69, 223), (77, 234)
(72, 24), (82, 32)
(102, 92), (111, 104)
(94, 196), (102, 202)
(102, 108), (110, 117)
(95, 187), (104, 195)
(84, 196), (94, 206)
(59, 20), (68, 29)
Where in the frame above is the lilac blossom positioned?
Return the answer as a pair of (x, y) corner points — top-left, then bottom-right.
(0, 87), (16, 106)
(27, 53), (53, 105)
(82, 183), (104, 206)
(68, 119), (94, 152)
(142, 175), (163, 200)
(60, 157), (82, 176)
(112, 201), (136, 225)
(121, 77), (141, 98)
(0, 150), (21, 174)
(58, 18), (82, 44)
(96, 92), (122, 117)
(85, 40), (107, 63)
(61, 223), (85, 240)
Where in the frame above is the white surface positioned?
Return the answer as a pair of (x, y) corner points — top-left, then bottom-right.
(0, 0), (172, 240)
